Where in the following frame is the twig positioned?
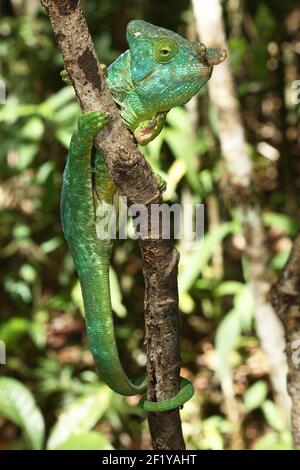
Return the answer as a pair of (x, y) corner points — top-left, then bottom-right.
(41, 0), (184, 450)
(271, 233), (300, 449)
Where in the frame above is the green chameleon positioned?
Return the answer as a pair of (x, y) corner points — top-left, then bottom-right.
(61, 20), (226, 412)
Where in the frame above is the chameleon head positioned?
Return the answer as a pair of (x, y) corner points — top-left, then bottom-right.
(126, 20), (226, 112)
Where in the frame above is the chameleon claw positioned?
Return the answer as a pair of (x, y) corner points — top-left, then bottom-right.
(77, 111), (110, 140)
(100, 63), (108, 77)
(60, 69), (72, 85)
(156, 173), (167, 193)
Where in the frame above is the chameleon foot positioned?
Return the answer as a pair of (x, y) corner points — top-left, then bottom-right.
(156, 173), (167, 193)
(61, 64), (107, 85)
(77, 110), (110, 142)
(100, 63), (108, 77)
(60, 69), (72, 85)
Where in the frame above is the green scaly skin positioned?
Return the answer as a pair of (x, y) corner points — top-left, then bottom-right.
(61, 20), (226, 411)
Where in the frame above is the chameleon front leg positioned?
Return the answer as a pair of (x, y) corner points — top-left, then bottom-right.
(134, 112), (167, 193)
(134, 111), (167, 146)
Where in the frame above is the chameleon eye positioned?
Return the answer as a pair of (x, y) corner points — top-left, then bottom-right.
(160, 48), (171, 56)
(155, 38), (178, 63)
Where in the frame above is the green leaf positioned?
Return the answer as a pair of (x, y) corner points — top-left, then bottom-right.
(19, 263), (37, 283)
(199, 416), (230, 450)
(178, 222), (234, 294)
(46, 386), (112, 450)
(270, 249), (291, 271)
(71, 281), (84, 315)
(214, 281), (244, 297)
(0, 317), (31, 347)
(43, 86), (75, 113)
(110, 268), (127, 318)
(234, 285), (254, 332)
(261, 400), (287, 433)
(20, 117), (44, 141)
(36, 161), (55, 184)
(244, 381), (268, 412)
(13, 224), (31, 239)
(54, 102), (79, 124)
(215, 309), (241, 378)
(17, 143), (39, 170)
(55, 128), (73, 148)
(55, 431), (113, 450)
(263, 212), (297, 236)
(0, 98), (39, 123)
(40, 236), (62, 254)
(164, 108), (203, 194)
(4, 278), (32, 303)
(0, 377), (45, 450)
(199, 169), (213, 194)
(253, 431), (293, 450)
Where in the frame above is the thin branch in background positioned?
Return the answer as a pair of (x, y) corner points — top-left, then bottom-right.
(41, 0), (185, 450)
(186, 20), (224, 283)
(271, 233), (300, 449)
(191, 0), (292, 424)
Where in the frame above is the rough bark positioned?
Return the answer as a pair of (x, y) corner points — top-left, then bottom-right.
(271, 233), (300, 449)
(191, 0), (291, 421)
(41, 0), (184, 449)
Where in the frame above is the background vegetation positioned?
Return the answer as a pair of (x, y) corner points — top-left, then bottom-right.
(0, 0), (299, 450)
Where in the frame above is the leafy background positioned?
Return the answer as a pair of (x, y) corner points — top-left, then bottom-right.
(0, 0), (299, 450)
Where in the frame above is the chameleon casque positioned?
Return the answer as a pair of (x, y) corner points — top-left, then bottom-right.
(61, 20), (226, 412)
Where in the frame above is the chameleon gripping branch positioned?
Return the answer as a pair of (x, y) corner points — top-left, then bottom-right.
(41, 0), (225, 449)
(41, 0), (187, 449)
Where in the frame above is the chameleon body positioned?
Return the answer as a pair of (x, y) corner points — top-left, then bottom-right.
(61, 20), (226, 411)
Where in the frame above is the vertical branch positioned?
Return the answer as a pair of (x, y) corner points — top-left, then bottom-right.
(271, 233), (300, 449)
(41, 0), (185, 449)
(191, 0), (291, 421)
(141, 240), (184, 449)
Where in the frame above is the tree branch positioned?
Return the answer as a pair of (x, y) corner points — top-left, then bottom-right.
(41, 0), (185, 449)
(271, 233), (300, 449)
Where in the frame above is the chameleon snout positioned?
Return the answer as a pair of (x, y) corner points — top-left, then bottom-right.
(206, 47), (227, 66)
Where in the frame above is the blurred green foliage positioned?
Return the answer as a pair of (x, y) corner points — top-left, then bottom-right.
(0, 0), (299, 450)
